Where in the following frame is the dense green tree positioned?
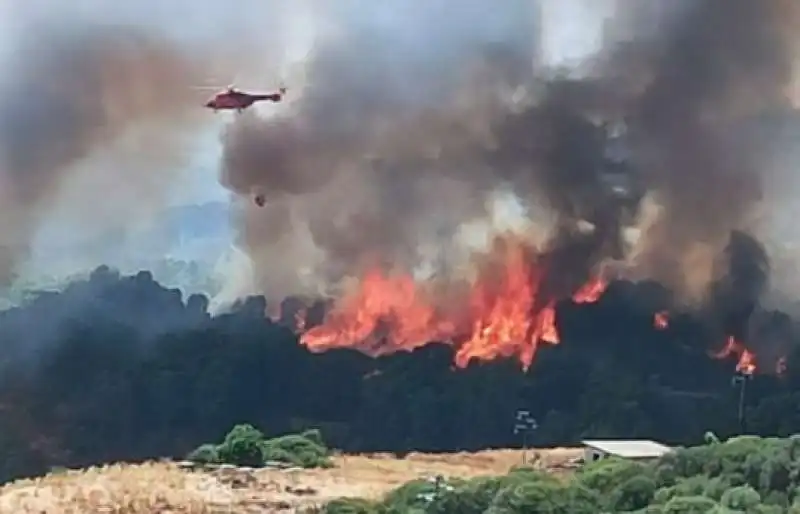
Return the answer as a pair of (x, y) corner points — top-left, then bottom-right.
(365, 435), (800, 513)
(485, 479), (600, 514)
(608, 475), (657, 512)
(662, 496), (718, 514)
(0, 267), (797, 483)
(576, 457), (650, 496)
(322, 497), (383, 514)
(261, 432), (332, 468)
(185, 444), (219, 464)
(427, 476), (510, 514)
(188, 424), (332, 468)
(216, 424), (266, 467)
(720, 485), (761, 510)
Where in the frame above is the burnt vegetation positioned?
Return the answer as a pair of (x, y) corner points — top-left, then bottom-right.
(0, 265), (798, 484)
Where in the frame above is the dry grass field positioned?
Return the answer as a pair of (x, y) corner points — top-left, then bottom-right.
(0, 448), (582, 513)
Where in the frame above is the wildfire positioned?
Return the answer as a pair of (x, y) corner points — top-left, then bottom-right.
(293, 234), (782, 376)
(300, 235), (607, 370)
(650, 312), (778, 376)
(711, 336), (756, 376)
(573, 278), (608, 303)
(654, 311), (669, 330)
(300, 269), (456, 355)
(456, 239), (566, 370)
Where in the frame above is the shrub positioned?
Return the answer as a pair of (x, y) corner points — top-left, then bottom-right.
(185, 443), (219, 464)
(191, 423), (333, 469)
(609, 475), (657, 512)
(382, 479), (438, 512)
(577, 457), (648, 495)
(261, 432), (332, 468)
(702, 476), (730, 501)
(720, 485), (761, 510)
(485, 480), (601, 514)
(318, 434), (800, 512)
(426, 476), (509, 514)
(662, 495), (718, 514)
(323, 497), (383, 513)
(216, 423), (266, 467)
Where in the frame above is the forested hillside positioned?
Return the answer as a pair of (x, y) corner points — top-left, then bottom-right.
(0, 266), (796, 484)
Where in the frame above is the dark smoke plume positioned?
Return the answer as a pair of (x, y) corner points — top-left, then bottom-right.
(623, 0), (800, 305)
(218, 1), (538, 301)
(218, 0), (800, 333)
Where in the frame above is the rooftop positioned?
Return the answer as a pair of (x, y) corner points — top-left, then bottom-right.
(581, 439), (673, 459)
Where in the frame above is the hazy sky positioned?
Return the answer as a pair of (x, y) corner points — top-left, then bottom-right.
(20, 0), (607, 216)
(178, 0), (607, 207)
(10, 0), (610, 281)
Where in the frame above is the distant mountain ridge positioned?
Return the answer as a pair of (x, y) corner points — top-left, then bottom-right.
(159, 201), (233, 242)
(18, 200), (236, 290)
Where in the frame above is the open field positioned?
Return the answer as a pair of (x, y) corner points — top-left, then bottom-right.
(0, 448), (583, 513)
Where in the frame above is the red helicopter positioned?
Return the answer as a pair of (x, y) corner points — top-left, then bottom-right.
(200, 84), (287, 113)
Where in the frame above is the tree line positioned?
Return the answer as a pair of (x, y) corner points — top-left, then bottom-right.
(0, 265), (798, 483)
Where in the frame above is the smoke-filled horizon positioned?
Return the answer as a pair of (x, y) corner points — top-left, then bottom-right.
(0, 0), (636, 292)
(217, 0), (580, 303)
(218, 0), (800, 322)
(0, 0), (315, 285)
(4, 0), (800, 369)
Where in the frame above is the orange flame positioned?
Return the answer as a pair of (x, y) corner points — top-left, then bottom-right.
(301, 269), (456, 355)
(295, 235), (784, 376)
(573, 277), (607, 304)
(711, 336), (756, 376)
(653, 311), (669, 330)
(300, 236), (607, 370)
(455, 239), (559, 370)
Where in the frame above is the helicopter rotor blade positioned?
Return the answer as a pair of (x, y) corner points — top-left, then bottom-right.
(190, 76), (237, 91)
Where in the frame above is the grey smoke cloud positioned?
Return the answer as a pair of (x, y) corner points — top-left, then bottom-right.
(620, 0), (800, 305)
(218, 0), (540, 300)
(218, 0), (800, 329)
(0, 0), (302, 284)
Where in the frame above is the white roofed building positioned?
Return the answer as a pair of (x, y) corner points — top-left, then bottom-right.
(581, 439), (673, 463)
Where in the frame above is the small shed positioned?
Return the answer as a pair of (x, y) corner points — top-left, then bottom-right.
(581, 439), (673, 463)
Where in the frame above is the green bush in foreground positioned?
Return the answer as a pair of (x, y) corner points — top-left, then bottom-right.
(321, 497), (387, 514)
(187, 424), (333, 469)
(322, 434), (800, 513)
(217, 424), (266, 467)
(185, 443), (219, 465)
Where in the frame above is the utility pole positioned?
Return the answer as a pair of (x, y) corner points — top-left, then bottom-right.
(514, 410), (539, 465)
(732, 372), (752, 434)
